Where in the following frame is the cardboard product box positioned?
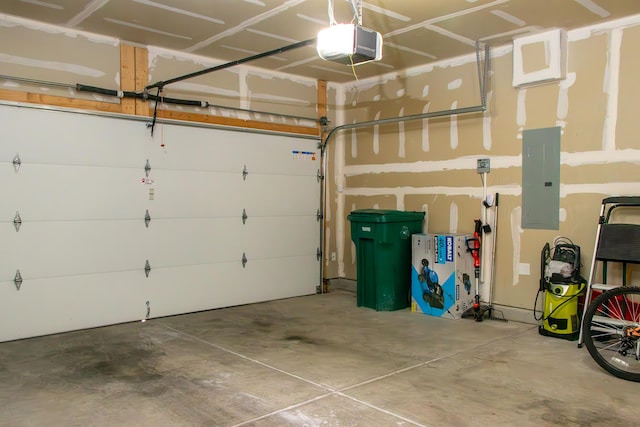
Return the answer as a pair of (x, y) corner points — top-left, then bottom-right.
(411, 233), (475, 319)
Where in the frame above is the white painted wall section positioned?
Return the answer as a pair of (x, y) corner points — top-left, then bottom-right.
(450, 101), (459, 149)
(421, 103), (430, 152)
(449, 202), (458, 233)
(510, 206), (524, 286)
(398, 107), (406, 158)
(602, 28), (622, 151)
(557, 72), (576, 128)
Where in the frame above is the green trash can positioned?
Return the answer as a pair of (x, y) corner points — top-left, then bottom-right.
(348, 209), (425, 311)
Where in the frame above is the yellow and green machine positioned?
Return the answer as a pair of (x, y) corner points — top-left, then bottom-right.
(537, 240), (586, 340)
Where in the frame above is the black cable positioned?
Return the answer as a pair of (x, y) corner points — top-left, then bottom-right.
(533, 289), (544, 321)
(150, 87), (160, 137)
(490, 307), (506, 321)
(553, 236), (574, 247)
(534, 282), (586, 322)
(145, 38), (316, 90)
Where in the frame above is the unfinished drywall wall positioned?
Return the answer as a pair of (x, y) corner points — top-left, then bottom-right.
(325, 15), (640, 320)
(147, 47), (318, 127)
(0, 14), (320, 132)
(0, 14), (120, 102)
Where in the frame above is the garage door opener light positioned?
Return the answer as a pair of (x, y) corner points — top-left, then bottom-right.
(316, 0), (382, 66)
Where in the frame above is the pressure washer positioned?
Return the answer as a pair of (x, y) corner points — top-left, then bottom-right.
(535, 238), (586, 340)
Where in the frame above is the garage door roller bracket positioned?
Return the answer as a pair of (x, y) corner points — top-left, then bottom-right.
(12, 153), (21, 173)
(14, 270), (22, 291)
(13, 211), (22, 232)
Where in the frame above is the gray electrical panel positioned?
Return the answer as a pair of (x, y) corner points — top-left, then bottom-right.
(522, 127), (561, 230)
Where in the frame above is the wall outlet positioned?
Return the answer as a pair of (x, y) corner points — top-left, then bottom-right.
(331, 252), (337, 261)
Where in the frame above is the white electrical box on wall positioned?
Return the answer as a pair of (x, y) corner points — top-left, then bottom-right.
(512, 28), (567, 87)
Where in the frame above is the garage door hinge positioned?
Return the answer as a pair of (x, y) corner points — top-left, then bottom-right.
(12, 153), (21, 173)
(242, 165), (248, 181)
(144, 159), (151, 178)
(242, 209), (248, 224)
(14, 270), (22, 291)
(144, 260), (151, 277)
(316, 209), (323, 222)
(317, 169), (324, 183)
(242, 252), (248, 268)
(317, 248), (322, 261)
(13, 211), (22, 232)
(145, 209), (151, 228)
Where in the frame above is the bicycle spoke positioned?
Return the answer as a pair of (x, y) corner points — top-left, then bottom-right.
(584, 287), (640, 381)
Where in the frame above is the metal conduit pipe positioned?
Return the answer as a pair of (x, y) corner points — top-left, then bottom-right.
(317, 43), (490, 292)
(0, 75), (77, 90)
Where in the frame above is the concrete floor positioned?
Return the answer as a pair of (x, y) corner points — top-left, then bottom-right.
(0, 290), (637, 427)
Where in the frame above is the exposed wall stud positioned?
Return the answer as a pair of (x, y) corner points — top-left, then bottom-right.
(12, 153), (21, 173)
(13, 211), (22, 232)
(14, 270), (22, 291)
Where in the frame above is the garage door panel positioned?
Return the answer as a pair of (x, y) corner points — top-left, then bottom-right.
(155, 124), (320, 175)
(225, 255), (319, 303)
(0, 105), (153, 168)
(237, 217), (319, 259)
(142, 218), (240, 266)
(243, 142), (320, 176)
(241, 175), (319, 216)
(0, 271), (148, 343)
(146, 172), (318, 218)
(144, 256), (318, 317)
(144, 169), (241, 218)
(143, 217), (318, 267)
(0, 221), (147, 279)
(0, 165), (148, 221)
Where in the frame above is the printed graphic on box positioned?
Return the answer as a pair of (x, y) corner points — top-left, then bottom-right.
(411, 234), (475, 319)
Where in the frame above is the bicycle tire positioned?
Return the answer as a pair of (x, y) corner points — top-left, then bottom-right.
(583, 286), (640, 382)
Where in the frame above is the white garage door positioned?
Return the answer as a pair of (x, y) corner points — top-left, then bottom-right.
(0, 103), (321, 342)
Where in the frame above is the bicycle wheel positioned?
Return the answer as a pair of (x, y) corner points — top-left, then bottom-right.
(583, 286), (640, 382)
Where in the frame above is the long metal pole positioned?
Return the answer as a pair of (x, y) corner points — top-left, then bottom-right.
(0, 75), (76, 89)
(146, 38), (317, 90)
(321, 105), (485, 152)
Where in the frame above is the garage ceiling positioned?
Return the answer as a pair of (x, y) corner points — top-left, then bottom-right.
(1, 0), (639, 83)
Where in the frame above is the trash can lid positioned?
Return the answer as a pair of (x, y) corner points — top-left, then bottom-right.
(347, 209), (425, 223)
